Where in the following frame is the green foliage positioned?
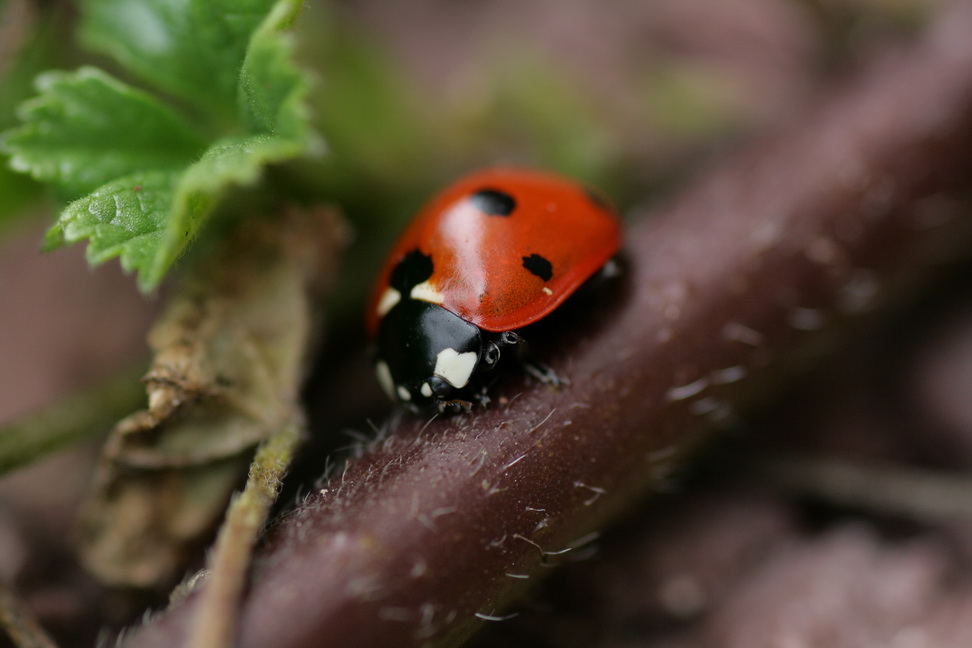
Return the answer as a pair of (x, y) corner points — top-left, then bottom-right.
(481, 49), (619, 188)
(6, 68), (205, 198)
(1, 0), (314, 290)
(307, 14), (433, 187)
(44, 170), (175, 273)
(79, 0), (277, 128)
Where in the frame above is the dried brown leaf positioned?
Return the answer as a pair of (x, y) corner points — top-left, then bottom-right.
(78, 207), (347, 589)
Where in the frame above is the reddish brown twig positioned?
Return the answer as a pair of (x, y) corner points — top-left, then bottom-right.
(123, 4), (972, 647)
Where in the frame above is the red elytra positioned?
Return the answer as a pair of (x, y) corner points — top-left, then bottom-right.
(366, 168), (621, 337)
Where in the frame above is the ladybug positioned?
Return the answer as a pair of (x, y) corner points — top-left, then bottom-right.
(367, 168), (622, 413)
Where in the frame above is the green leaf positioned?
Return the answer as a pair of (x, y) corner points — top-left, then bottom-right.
(142, 0), (313, 287)
(1, 12), (83, 228)
(79, 0), (275, 125)
(1, 67), (205, 198)
(44, 131), (306, 291)
(149, 133), (304, 286)
(46, 170), (177, 282)
(0, 0), (316, 289)
(238, 0), (307, 138)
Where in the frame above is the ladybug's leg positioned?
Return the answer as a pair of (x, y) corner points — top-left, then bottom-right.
(580, 256), (624, 292)
(599, 256), (623, 280)
(494, 331), (568, 388)
(481, 331), (523, 370)
(522, 357), (567, 387)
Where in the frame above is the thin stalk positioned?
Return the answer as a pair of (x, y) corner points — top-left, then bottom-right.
(0, 371), (144, 476)
(186, 415), (304, 648)
(0, 579), (58, 648)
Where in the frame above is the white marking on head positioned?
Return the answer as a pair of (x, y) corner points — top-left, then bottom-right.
(420, 382), (433, 398)
(397, 385), (412, 401)
(375, 361), (396, 400)
(542, 286), (553, 296)
(434, 348), (478, 388)
(376, 287), (401, 317)
(410, 281), (445, 304)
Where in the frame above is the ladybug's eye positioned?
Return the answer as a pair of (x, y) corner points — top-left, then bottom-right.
(482, 343), (501, 367)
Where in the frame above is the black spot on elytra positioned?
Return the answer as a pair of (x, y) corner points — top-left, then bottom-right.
(522, 253), (553, 281)
(469, 188), (516, 216)
(390, 249), (433, 292)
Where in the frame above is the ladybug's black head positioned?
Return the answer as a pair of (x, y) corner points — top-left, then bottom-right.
(374, 299), (485, 412)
